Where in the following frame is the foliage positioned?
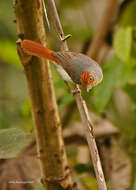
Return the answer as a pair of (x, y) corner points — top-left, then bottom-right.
(0, 40), (21, 68)
(81, 175), (98, 189)
(119, 1), (136, 27)
(92, 1), (136, 114)
(93, 56), (124, 112)
(113, 27), (132, 62)
(0, 0), (16, 40)
(0, 128), (28, 158)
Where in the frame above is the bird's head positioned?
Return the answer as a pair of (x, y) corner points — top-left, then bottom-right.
(80, 69), (103, 91)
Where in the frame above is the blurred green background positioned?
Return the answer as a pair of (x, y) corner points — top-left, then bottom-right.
(1, 0), (136, 189)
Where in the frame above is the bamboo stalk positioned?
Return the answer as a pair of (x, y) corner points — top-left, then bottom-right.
(45, 0), (107, 189)
(14, 0), (72, 189)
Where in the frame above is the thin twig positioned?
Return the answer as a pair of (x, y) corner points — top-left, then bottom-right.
(45, 0), (69, 50)
(87, 0), (120, 60)
(63, 115), (119, 145)
(45, 0), (107, 189)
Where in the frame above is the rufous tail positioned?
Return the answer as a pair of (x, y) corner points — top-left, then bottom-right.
(21, 40), (57, 62)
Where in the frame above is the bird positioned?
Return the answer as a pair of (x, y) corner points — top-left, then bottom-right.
(21, 40), (103, 91)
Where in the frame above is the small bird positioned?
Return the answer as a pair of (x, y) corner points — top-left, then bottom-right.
(21, 40), (103, 91)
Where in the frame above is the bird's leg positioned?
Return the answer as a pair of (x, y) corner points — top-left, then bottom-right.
(64, 81), (80, 96)
(72, 84), (81, 96)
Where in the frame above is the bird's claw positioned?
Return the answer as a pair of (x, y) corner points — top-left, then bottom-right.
(72, 87), (80, 96)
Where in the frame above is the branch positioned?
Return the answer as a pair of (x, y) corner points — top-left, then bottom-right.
(63, 115), (119, 145)
(45, 0), (107, 189)
(87, 0), (120, 60)
(14, 0), (72, 190)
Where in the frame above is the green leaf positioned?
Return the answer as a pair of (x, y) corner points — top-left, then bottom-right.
(0, 128), (28, 159)
(128, 70), (136, 84)
(21, 99), (31, 117)
(123, 84), (136, 103)
(119, 1), (136, 27)
(113, 27), (132, 62)
(116, 58), (135, 87)
(0, 40), (21, 68)
(122, 58), (136, 85)
(93, 56), (124, 113)
(0, 0), (17, 39)
(82, 175), (98, 189)
(74, 162), (93, 173)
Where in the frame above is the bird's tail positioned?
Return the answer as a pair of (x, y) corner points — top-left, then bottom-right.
(21, 40), (57, 62)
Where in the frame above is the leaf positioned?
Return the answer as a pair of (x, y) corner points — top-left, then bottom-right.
(0, 40), (21, 68)
(128, 70), (136, 84)
(93, 56), (124, 113)
(0, 128), (28, 159)
(116, 57), (136, 87)
(74, 162), (93, 173)
(113, 27), (132, 62)
(119, 1), (136, 27)
(82, 175), (98, 190)
(123, 84), (136, 103)
(0, 0), (16, 39)
(21, 99), (31, 117)
(122, 58), (136, 85)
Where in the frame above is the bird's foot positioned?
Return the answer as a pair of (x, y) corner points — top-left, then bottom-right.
(72, 87), (80, 96)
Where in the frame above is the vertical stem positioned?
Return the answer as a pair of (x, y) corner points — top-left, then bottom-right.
(14, 0), (72, 189)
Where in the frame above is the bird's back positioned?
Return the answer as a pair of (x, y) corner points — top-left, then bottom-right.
(52, 51), (99, 84)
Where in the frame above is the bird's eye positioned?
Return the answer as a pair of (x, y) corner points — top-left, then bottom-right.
(90, 76), (93, 81)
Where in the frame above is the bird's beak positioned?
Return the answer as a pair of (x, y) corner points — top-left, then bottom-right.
(86, 85), (92, 92)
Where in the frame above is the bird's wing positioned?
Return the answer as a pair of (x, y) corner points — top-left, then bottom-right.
(52, 51), (81, 84)
(53, 62), (72, 82)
